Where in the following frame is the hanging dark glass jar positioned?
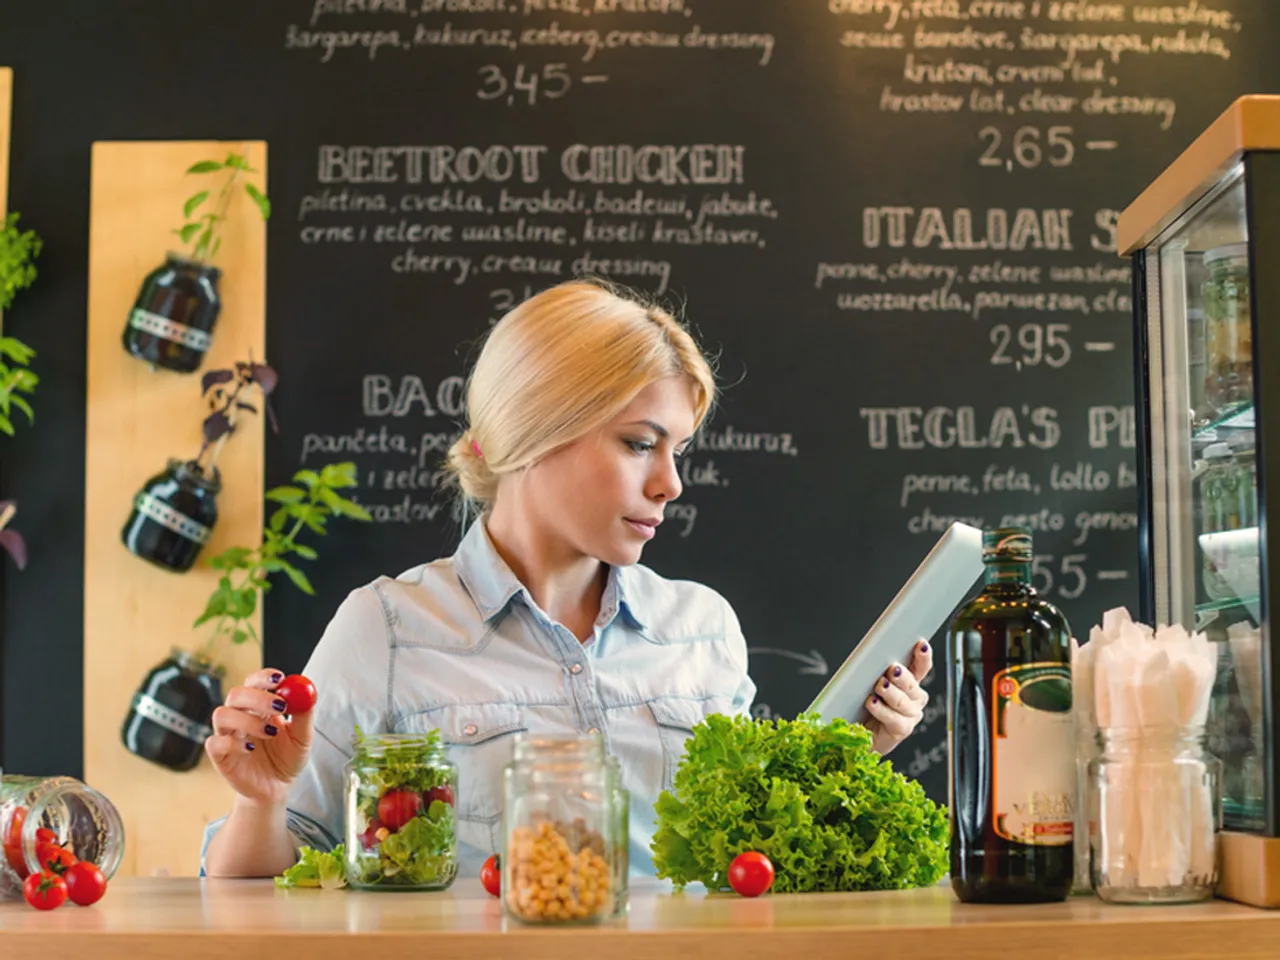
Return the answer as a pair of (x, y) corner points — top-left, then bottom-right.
(121, 647), (224, 772)
(123, 253), (221, 373)
(122, 459), (220, 573)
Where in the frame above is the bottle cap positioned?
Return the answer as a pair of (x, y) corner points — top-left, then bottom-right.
(983, 527), (1033, 562)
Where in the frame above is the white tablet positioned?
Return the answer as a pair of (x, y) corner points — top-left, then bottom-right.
(806, 522), (984, 724)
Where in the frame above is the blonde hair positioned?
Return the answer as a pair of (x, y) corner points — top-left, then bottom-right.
(445, 280), (716, 517)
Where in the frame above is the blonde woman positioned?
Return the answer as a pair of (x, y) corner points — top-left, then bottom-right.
(200, 280), (932, 880)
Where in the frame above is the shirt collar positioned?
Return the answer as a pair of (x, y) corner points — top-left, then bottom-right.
(453, 519), (647, 631)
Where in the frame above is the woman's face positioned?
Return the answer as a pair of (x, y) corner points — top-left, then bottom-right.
(519, 376), (697, 567)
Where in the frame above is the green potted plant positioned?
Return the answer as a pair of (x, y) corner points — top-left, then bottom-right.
(121, 357), (278, 574)
(121, 461), (371, 772)
(0, 212), (43, 571)
(122, 152), (270, 374)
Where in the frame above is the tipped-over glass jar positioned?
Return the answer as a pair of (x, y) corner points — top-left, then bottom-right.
(1, 775), (125, 900)
(1089, 726), (1222, 904)
(502, 732), (626, 925)
(344, 730), (458, 890)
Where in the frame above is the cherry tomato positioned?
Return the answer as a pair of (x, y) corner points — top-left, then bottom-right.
(727, 851), (774, 898)
(36, 842), (77, 875)
(3, 842), (28, 880)
(23, 871), (68, 910)
(274, 674), (317, 716)
(423, 784), (455, 808)
(480, 854), (501, 897)
(377, 789), (423, 831)
(63, 861), (108, 906)
(358, 817), (385, 850)
(35, 828), (58, 845)
(3, 805), (26, 848)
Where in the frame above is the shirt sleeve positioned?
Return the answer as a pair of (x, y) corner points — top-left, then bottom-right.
(199, 584), (393, 876)
(722, 598), (757, 717)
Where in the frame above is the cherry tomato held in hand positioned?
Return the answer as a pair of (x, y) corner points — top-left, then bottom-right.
(63, 861), (108, 906)
(23, 871), (68, 910)
(728, 851), (775, 898)
(274, 674), (317, 716)
(423, 784), (455, 808)
(377, 788), (423, 831)
(480, 854), (501, 897)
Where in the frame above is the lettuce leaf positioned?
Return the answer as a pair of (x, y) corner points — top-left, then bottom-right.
(650, 712), (948, 893)
(273, 844), (348, 889)
(374, 802), (455, 885)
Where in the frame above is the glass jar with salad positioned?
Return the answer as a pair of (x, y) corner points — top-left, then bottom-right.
(343, 728), (457, 891)
(501, 732), (625, 925)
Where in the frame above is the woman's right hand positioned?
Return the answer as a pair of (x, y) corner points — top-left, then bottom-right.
(205, 668), (315, 807)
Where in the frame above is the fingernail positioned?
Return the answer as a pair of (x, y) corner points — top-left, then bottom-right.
(272, 698), (288, 713)
(264, 724), (278, 737)
(245, 742), (256, 752)
(270, 672), (284, 684)
(919, 643), (929, 653)
(893, 666), (903, 677)
(871, 695), (880, 705)
(882, 679), (891, 689)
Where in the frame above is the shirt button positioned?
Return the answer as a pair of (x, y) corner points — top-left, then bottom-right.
(463, 723), (478, 736)
(569, 663), (583, 675)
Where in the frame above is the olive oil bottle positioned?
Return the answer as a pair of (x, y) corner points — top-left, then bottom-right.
(949, 527), (1074, 903)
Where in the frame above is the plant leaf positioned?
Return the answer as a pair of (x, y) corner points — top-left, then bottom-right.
(292, 543), (318, 561)
(244, 182), (272, 220)
(294, 469), (321, 489)
(0, 414), (14, 436)
(265, 485), (306, 504)
(232, 629), (250, 645)
(0, 529), (27, 570)
(335, 497), (372, 522)
(0, 336), (35, 365)
(203, 411), (233, 444)
(184, 191), (210, 218)
(236, 401), (258, 414)
(8, 394), (33, 423)
(201, 369), (235, 394)
(187, 160), (223, 174)
(178, 223), (202, 243)
(249, 362), (279, 394)
(319, 462), (357, 489)
(269, 507), (290, 532)
(282, 562), (314, 596)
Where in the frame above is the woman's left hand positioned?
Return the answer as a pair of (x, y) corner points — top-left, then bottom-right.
(864, 640), (933, 756)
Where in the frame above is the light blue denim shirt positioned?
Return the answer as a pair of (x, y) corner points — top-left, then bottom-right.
(200, 518), (756, 879)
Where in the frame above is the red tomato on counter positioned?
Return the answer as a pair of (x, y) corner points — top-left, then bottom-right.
(64, 862), (108, 906)
(23, 871), (68, 910)
(728, 852), (774, 898)
(275, 674), (317, 716)
(480, 854), (501, 897)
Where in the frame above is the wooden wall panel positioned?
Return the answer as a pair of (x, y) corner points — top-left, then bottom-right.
(84, 141), (266, 878)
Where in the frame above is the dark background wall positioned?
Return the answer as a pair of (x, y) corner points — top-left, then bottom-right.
(2, 1), (1276, 807)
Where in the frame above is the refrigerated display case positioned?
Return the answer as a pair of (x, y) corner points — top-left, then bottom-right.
(1122, 95), (1280, 908)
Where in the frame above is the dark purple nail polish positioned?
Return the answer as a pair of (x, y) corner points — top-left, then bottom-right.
(245, 742), (256, 752)
(894, 666), (903, 677)
(919, 643), (929, 654)
(264, 724), (278, 737)
(270, 672), (284, 684)
(882, 679), (891, 690)
(872, 695), (881, 705)
(272, 698), (288, 713)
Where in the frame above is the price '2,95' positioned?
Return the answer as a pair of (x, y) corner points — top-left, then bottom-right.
(990, 322), (1071, 370)
(477, 63), (572, 106)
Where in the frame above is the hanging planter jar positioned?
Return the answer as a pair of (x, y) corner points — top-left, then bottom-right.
(122, 253), (221, 373)
(122, 459), (220, 573)
(121, 647), (225, 772)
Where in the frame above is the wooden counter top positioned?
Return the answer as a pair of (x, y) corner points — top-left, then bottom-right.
(0, 877), (1277, 959)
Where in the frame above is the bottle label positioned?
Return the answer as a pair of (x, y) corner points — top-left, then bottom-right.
(991, 662), (1074, 846)
(129, 308), (212, 352)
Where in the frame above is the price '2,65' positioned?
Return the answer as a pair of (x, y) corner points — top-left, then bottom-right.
(477, 63), (572, 106)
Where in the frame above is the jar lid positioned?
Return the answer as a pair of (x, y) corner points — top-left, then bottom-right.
(512, 732), (606, 763)
(1203, 242), (1249, 268)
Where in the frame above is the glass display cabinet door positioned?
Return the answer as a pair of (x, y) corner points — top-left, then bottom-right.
(1144, 165), (1264, 831)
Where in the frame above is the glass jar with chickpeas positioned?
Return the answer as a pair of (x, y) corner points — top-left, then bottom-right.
(501, 733), (626, 925)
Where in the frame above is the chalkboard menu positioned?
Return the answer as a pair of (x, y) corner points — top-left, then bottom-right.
(3, 0), (1278, 795)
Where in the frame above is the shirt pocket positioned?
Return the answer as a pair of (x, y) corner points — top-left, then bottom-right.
(399, 702), (528, 857)
(647, 696), (732, 793)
